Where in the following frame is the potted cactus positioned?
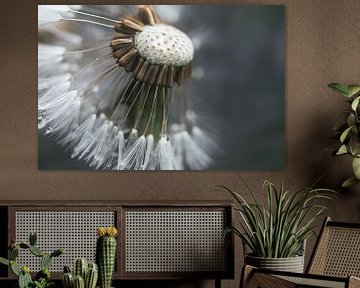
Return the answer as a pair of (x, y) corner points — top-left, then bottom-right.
(62, 258), (98, 288)
(0, 232), (63, 288)
(96, 227), (118, 288)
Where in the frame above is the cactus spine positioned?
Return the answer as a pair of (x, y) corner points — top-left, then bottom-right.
(63, 260), (98, 288)
(96, 227), (118, 288)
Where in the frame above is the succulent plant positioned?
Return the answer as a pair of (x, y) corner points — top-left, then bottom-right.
(62, 260), (98, 288)
(0, 232), (63, 288)
(96, 227), (118, 288)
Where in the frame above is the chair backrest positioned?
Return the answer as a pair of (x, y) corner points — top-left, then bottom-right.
(307, 217), (360, 277)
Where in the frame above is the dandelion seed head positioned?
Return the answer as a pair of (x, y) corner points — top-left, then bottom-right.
(38, 5), (219, 170)
(134, 24), (194, 67)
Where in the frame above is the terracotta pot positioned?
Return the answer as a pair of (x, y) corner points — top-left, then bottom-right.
(245, 254), (305, 273)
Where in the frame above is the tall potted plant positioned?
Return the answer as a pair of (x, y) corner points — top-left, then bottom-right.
(221, 179), (334, 273)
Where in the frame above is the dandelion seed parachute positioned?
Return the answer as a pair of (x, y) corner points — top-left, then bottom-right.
(38, 5), (217, 170)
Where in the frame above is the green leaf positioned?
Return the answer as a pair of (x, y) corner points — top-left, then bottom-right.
(347, 114), (356, 126)
(328, 83), (350, 97)
(347, 85), (360, 97)
(342, 177), (360, 188)
(351, 96), (360, 111)
(352, 157), (360, 179)
(336, 145), (348, 155)
(10, 261), (20, 276)
(0, 257), (9, 266)
(340, 126), (353, 143)
(349, 136), (360, 156)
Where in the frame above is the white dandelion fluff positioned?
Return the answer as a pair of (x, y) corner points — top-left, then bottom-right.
(38, 5), (218, 170)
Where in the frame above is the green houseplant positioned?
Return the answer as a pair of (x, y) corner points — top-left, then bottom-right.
(328, 83), (360, 187)
(221, 179), (334, 272)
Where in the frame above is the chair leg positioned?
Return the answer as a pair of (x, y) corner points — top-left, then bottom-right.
(215, 278), (221, 288)
(240, 265), (255, 288)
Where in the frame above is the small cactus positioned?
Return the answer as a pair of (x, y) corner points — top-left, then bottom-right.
(51, 248), (64, 258)
(0, 232), (63, 288)
(63, 259), (98, 288)
(29, 245), (44, 257)
(62, 266), (74, 288)
(29, 232), (37, 246)
(9, 246), (19, 260)
(85, 263), (98, 288)
(74, 258), (88, 279)
(74, 275), (85, 288)
(18, 268), (32, 288)
(41, 253), (52, 270)
(19, 243), (30, 249)
(96, 227), (118, 288)
(35, 268), (50, 281)
(63, 271), (74, 288)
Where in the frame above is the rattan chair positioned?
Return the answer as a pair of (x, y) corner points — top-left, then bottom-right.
(241, 217), (360, 288)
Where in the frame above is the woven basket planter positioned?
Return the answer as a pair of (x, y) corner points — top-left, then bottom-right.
(245, 254), (305, 273)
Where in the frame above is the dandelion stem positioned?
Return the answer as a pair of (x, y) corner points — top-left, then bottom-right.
(134, 85), (154, 131)
(123, 83), (146, 124)
(79, 65), (118, 100)
(69, 9), (119, 23)
(109, 78), (137, 124)
(144, 93), (158, 135)
(62, 18), (114, 28)
(65, 45), (110, 54)
(73, 53), (112, 80)
(161, 87), (168, 135)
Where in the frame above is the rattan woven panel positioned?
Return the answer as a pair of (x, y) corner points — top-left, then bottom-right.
(125, 210), (227, 273)
(15, 211), (115, 272)
(277, 275), (345, 288)
(310, 226), (360, 277)
(249, 273), (297, 288)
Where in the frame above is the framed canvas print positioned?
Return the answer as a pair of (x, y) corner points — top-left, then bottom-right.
(38, 5), (285, 171)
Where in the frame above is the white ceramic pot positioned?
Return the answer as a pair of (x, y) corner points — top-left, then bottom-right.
(245, 254), (305, 273)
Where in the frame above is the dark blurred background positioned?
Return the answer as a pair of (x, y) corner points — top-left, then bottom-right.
(38, 5), (285, 170)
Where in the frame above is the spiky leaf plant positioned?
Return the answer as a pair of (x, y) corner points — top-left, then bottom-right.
(221, 179), (335, 258)
(329, 83), (360, 187)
